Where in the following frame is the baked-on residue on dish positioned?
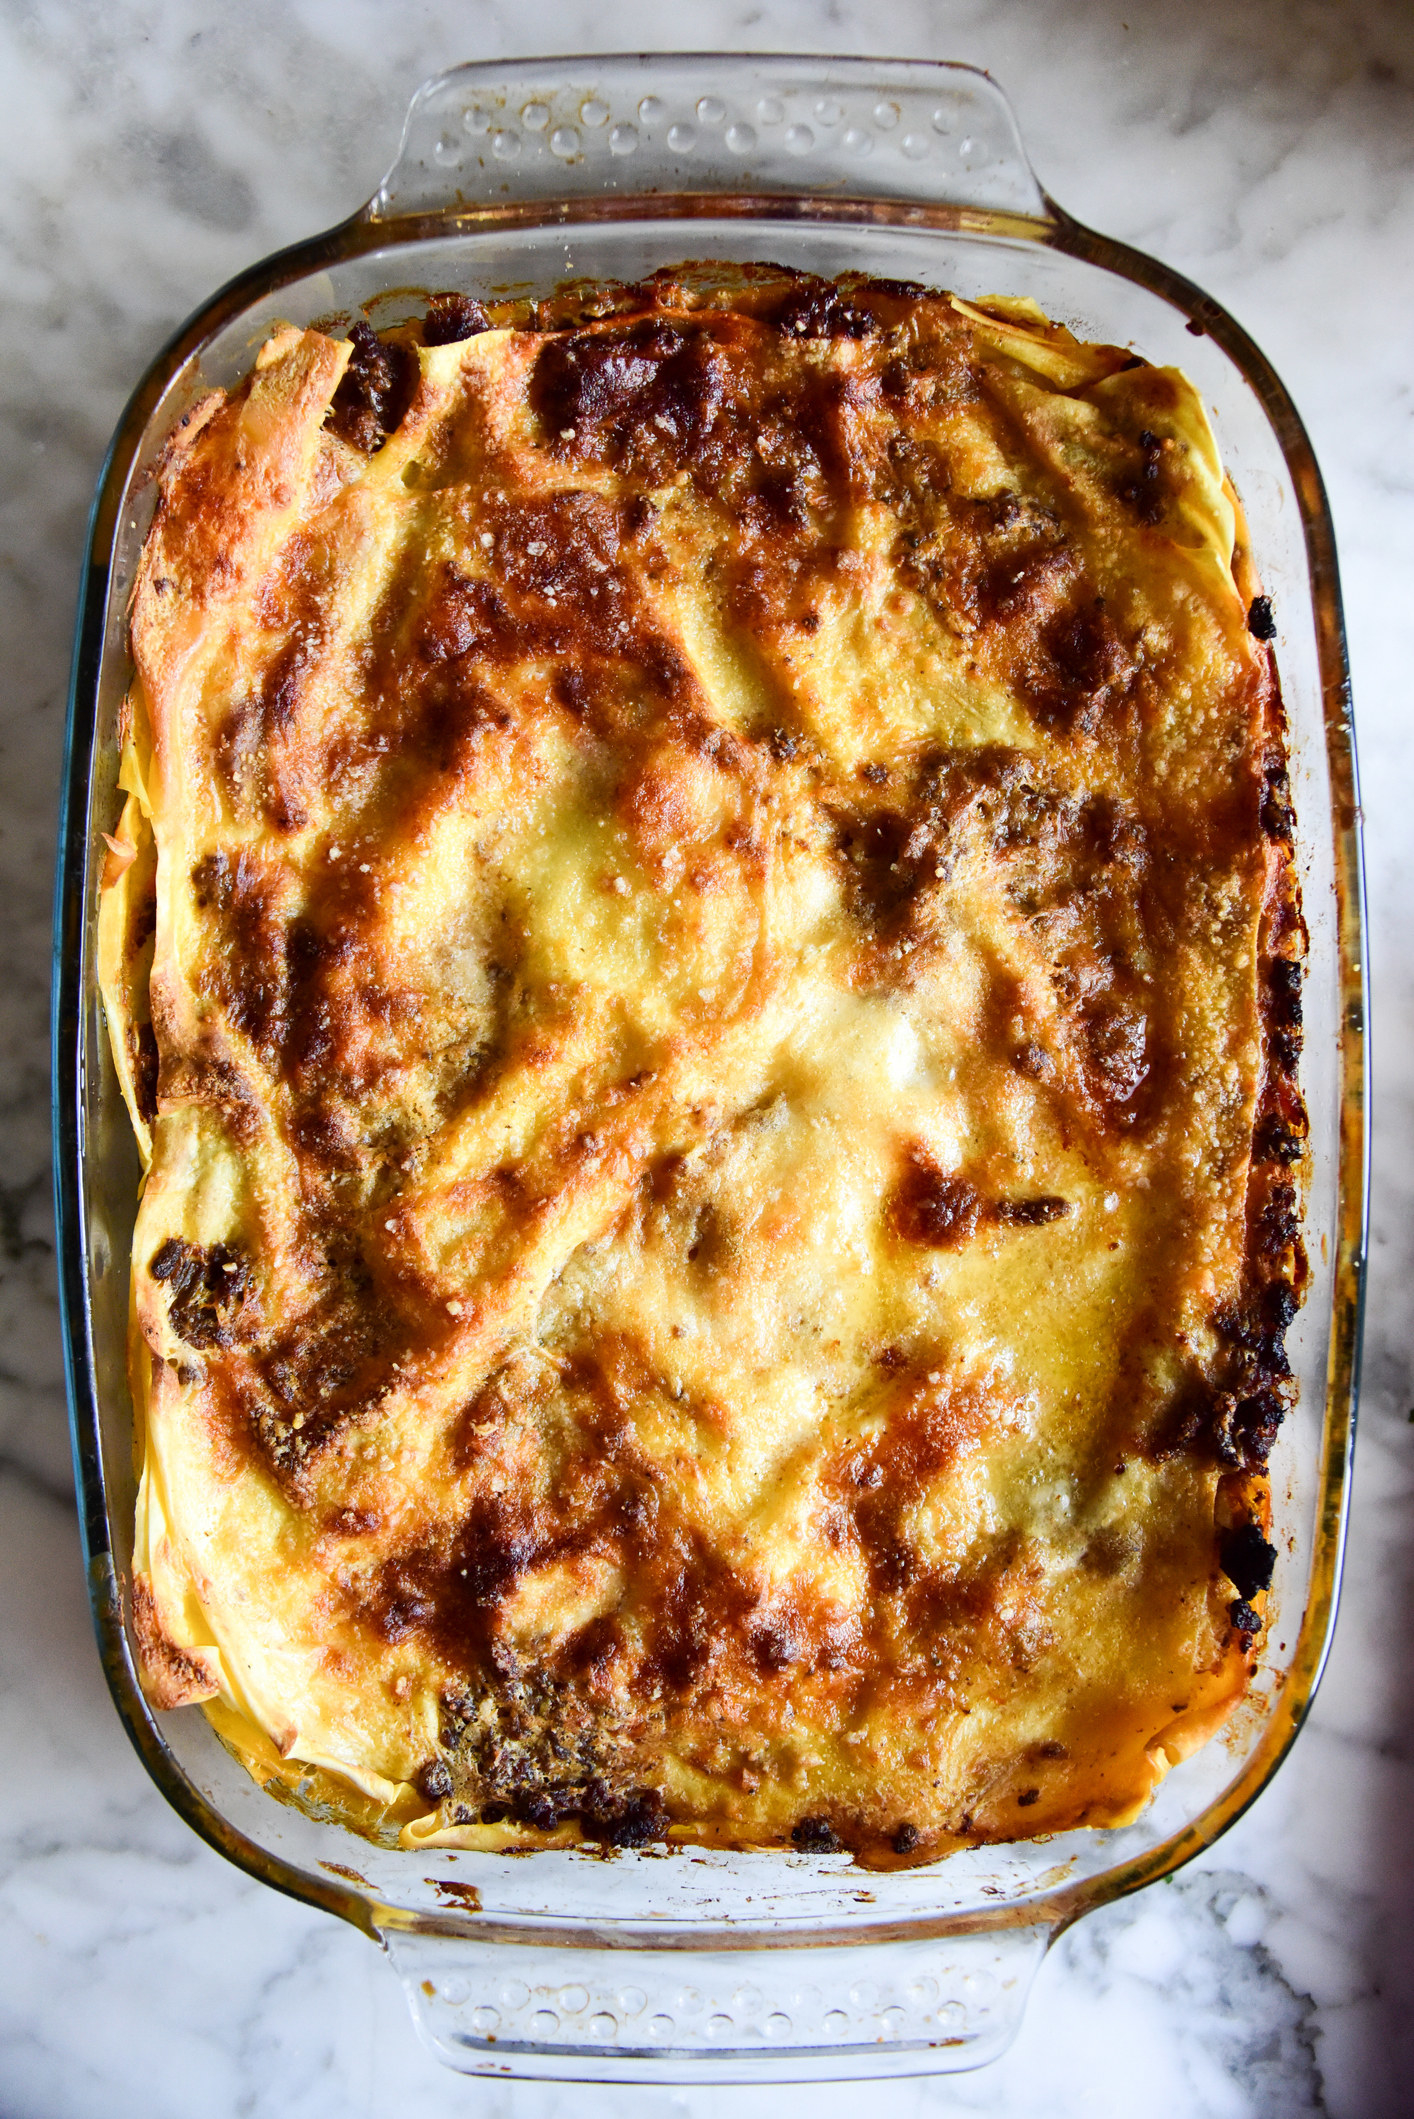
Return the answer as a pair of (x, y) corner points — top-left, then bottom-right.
(99, 268), (1306, 1864)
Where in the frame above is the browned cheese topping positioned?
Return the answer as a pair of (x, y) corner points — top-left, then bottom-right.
(100, 269), (1304, 1863)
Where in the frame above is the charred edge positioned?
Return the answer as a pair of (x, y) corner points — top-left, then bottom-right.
(1265, 951), (1304, 1077)
(524, 265), (930, 338)
(423, 292), (492, 347)
(131, 1021), (159, 1124)
(772, 282), (883, 340)
(1168, 1274), (1299, 1470)
(1260, 762), (1295, 843)
(530, 316), (729, 468)
(326, 322), (418, 454)
(522, 272), (949, 512)
(131, 1577), (217, 1707)
(1170, 674), (1306, 1471)
(1256, 1114), (1306, 1165)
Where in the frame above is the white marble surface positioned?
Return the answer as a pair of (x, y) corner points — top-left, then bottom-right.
(1, 2), (1411, 2113)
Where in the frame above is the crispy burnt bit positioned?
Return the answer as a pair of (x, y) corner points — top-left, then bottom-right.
(418, 1756), (454, 1802)
(891, 1154), (983, 1250)
(423, 292), (492, 346)
(1267, 952), (1304, 1076)
(1248, 595), (1278, 642)
(326, 321), (418, 454)
(130, 1020), (160, 1125)
(1179, 700), (1306, 1472)
(1166, 1266), (1302, 1472)
(770, 276), (882, 341)
(994, 1196), (1070, 1226)
(1256, 1108), (1306, 1167)
(892, 1148), (1072, 1245)
(605, 263), (926, 336)
(1117, 427), (1167, 526)
(791, 1815), (843, 1852)
(1220, 1520), (1277, 1602)
(1230, 1599), (1262, 1645)
(149, 1237), (253, 1350)
(1260, 761), (1295, 843)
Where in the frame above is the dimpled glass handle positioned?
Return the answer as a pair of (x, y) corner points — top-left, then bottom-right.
(387, 1923), (1050, 2084)
(368, 55), (1053, 224)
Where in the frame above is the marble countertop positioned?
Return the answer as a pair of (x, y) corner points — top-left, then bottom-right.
(2, 3), (1410, 2114)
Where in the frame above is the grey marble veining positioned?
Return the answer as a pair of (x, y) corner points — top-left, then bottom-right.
(2, 3), (1411, 2114)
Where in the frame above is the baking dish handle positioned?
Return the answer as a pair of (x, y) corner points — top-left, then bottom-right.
(385, 1920), (1050, 2084)
(367, 54), (1054, 228)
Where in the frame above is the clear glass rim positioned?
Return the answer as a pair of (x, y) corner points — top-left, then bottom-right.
(51, 52), (1368, 1956)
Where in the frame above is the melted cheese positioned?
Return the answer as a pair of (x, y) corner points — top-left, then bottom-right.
(102, 271), (1303, 1864)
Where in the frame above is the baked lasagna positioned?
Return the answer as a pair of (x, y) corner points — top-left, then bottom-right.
(99, 268), (1305, 1864)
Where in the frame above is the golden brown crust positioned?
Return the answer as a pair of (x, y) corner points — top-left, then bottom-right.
(132, 1575), (221, 1709)
(107, 269), (1302, 1863)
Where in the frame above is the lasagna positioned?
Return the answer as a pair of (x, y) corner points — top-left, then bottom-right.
(99, 268), (1305, 1865)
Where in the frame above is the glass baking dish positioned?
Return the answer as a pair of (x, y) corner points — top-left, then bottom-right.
(52, 54), (1367, 2085)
